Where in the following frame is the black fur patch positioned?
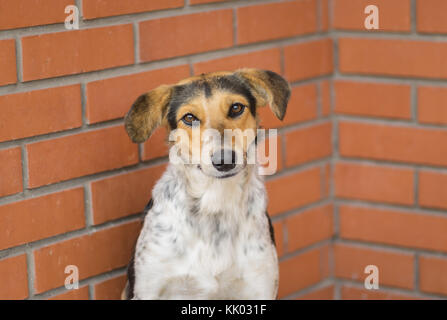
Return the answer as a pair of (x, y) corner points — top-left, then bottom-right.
(126, 254), (135, 300)
(214, 75), (257, 116)
(126, 198), (154, 300)
(265, 211), (276, 245)
(168, 83), (200, 129)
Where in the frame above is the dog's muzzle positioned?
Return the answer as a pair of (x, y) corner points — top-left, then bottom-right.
(211, 149), (236, 172)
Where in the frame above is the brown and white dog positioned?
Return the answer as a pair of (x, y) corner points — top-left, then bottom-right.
(121, 69), (290, 299)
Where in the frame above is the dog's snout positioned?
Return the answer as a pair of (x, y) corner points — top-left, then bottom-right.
(212, 149), (236, 172)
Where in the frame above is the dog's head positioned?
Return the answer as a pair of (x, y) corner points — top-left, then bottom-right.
(125, 68), (290, 179)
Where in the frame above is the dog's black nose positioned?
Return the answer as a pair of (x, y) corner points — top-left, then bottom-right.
(212, 149), (236, 172)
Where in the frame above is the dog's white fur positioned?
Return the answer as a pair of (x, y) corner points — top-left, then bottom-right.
(129, 160), (278, 300)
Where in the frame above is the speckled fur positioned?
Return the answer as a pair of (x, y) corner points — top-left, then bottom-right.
(125, 162), (278, 300)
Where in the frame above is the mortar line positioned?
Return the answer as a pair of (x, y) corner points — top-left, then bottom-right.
(26, 250), (36, 299)
(133, 22), (140, 65)
(14, 37), (23, 83)
(411, 82), (418, 123)
(84, 184), (94, 227)
(414, 252), (420, 293)
(20, 145), (29, 191)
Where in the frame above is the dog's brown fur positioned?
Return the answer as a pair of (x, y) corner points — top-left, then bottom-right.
(125, 69), (290, 144)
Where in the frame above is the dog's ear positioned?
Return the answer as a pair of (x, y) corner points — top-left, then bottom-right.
(235, 68), (291, 120)
(124, 85), (172, 143)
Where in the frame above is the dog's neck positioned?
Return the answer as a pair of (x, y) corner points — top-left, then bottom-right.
(168, 163), (266, 218)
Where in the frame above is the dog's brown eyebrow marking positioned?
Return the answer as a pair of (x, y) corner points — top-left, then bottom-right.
(166, 75), (256, 129)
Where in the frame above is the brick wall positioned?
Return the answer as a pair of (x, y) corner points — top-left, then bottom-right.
(332, 0), (447, 299)
(0, 0), (446, 300)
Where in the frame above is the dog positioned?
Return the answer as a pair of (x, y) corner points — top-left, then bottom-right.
(121, 68), (291, 300)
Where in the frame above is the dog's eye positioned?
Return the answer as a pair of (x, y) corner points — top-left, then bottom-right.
(181, 113), (199, 126)
(228, 103), (246, 118)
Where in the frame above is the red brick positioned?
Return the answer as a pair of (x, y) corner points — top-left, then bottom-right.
(0, 0), (74, 30)
(94, 275), (127, 300)
(0, 39), (17, 86)
(418, 86), (447, 125)
(321, 80), (331, 116)
(194, 49), (281, 75)
(287, 205), (333, 252)
(259, 84), (318, 129)
(285, 122), (332, 166)
(333, 0), (411, 31)
(266, 167), (322, 216)
(34, 221), (141, 293)
(284, 39), (333, 82)
(339, 205), (447, 252)
(27, 126), (138, 188)
(0, 188), (85, 250)
(335, 81), (412, 119)
(86, 65), (190, 124)
(237, 0), (317, 44)
(91, 164), (166, 225)
(22, 25), (134, 81)
(419, 255), (447, 296)
(83, 0), (183, 19)
(190, 0), (226, 4)
(339, 38), (447, 79)
(49, 287), (89, 300)
(417, 0), (447, 33)
(334, 244), (414, 289)
(297, 284), (334, 300)
(0, 255), (28, 299)
(320, 0), (329, 31)
(341, 285), (419, 300)
(0, 147), (22, 197)
(0, 85), (82, 142)
(419, 170), (447, 210)
(278, 245), (328, 298)
(335, 162), (414, 205)
(339, 121), (447, 167)
(142, 127), (170, 161)
(139, 10), (233, 62)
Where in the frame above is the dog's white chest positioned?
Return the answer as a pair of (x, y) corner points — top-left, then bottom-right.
(131, 164), (278, 300)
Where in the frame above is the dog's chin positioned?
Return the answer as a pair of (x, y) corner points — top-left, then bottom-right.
(197, 165), (244, 179)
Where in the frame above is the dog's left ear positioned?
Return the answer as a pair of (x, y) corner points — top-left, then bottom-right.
(235, 68), (291, 120)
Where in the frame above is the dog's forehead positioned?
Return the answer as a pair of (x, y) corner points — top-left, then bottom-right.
(171, 72), (255, 104)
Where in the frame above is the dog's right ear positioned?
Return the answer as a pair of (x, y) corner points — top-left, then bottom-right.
(124, 85), (172, 143)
